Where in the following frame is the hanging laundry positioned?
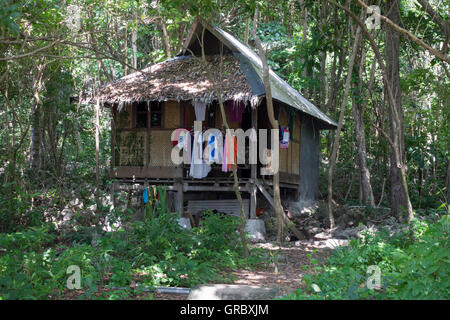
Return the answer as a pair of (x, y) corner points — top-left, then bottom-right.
(193, 101), (206, 121)
(222, 133), (238, 172)
(280, 126), (290, 149)
(189, 130), (211, 179)
(205, 130), (222, 164)
(178, 130), (191, 150)
(172, 128), (189, 147)
(226, 100), (245, 122)
(232, 136), (237, 169)
(143, 188), (149, 203)
(222, 133), (230, 172)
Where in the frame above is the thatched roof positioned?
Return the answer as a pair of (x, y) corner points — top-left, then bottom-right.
(84, 16), (337, 129)
(89, 54), (259, 108)
(184, 17), (338, 129)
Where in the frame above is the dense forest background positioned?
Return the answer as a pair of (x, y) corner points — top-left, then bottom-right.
(1, 0), (448, 230)
(0, 0), (449, 300)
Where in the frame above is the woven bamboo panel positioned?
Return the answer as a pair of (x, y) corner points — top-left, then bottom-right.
(164, 101), (180, 128)
(118, 131), (145, 166)
(291, 141), (300, 174)
(149, 130), (176, 166)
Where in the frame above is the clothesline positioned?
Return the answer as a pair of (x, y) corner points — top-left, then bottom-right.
(171, 100), (290, 179)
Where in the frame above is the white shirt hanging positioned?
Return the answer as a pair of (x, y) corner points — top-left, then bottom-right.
(193, 101), (206, 121)
(189, 130), (211, 179)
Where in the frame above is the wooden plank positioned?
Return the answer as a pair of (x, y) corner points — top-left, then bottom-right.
(291, 141), (300, 175)
(111, 105), (117, 171)
(279, 172), (300, 185)
(184, 185), (249, 192)
(250, 107), (258, 219)
(176, 179), (183, 216)
(255, 179), (274, 209)
(145, 124), (150, 167)
(111, 166), (183, 178)
(280, 147), (288, 172)
(187, 199), (250, 217)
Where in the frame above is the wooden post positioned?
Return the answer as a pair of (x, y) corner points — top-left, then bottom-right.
(111, 105), (117, 208)
(176, 178), (184, 216)
(250, 107), (258, 219)
(111, 105), (116, 173)
(145, 120), (150, 168)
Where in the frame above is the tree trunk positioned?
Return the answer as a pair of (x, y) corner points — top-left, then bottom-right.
(95, 61), (101, 200)
(353, 42), (375, 207)
(160, 18), (171, 59)
(3, 86), (10, 184)
(196, 26), (249, 257)
(30, 62), (45, 174)
(124, 25), (128, 76)
(327, 18), (363, 228)
(131, 9), (138, 70)
(386, 0), (412, 221)
(244, 17), (250, 44)
(252, 10), (285, 243)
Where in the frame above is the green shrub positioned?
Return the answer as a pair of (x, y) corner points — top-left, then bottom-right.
(283, 216), (449, 300)
(0, 208), (263, 299)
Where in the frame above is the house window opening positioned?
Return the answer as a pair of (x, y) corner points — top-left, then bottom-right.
(136, 103), (148, 128)
(150, 101), (162, 127)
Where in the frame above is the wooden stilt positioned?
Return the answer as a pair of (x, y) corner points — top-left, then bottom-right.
(250, 106), (258, 219)
(255, 180), (275, 209)
(250, 185), (257, 219)
(176, 179), (184, 216)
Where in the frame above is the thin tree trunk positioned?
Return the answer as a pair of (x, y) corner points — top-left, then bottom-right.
(386, 0), (413, 221)
(194, 27), (249, 257)
(300, 0), (308, 96)
(325, 0), (414, 224)
(3, 85), (10, 184)
(252, 10), (285, 243)
(95, 61), (101, 200)
(445, 161), (450, 204)
(327, 18), (363, 228)
(131, 9), (138, 69)
(177, 22), (186, 52)
(319, 1), (328, 106)
(353, 41), (375, 207)
(30, 61), (45, 174)
(244, 17), (250, 44)
(124, 25), (128, 76)
(160, 18), (171, 59)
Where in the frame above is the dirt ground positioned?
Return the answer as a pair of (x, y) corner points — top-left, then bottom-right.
(150, 240), (333, 300)
(55, 240), (334, 300)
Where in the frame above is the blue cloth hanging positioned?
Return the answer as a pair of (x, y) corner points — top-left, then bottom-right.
(143, 188), (149, 203)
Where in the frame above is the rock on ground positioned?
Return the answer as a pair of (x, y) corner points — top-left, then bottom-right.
(188, 284), (279, 300)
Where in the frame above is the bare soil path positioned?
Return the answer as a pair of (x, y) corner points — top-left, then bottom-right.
(151, 240), (334, 300)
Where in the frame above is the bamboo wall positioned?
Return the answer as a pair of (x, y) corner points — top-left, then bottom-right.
(113, 100), (302, 182)
(278, 106), (301, 175)
(114, 101), (180, 168)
